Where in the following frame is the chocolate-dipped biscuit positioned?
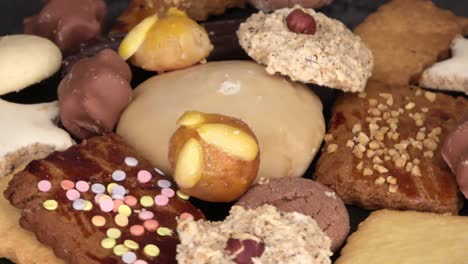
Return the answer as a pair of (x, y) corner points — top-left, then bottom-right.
(24, 0), (107, 54)
(442, 116), (468, 199)
(58, 49), (132, 139)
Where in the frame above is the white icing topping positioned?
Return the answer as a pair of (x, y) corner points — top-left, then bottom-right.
(217, 80), (241, 95)
(0, 99), (73, 158)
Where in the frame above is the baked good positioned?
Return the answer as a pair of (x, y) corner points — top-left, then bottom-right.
(112, 0), (246, 32)
(315, 80), (468, 214)
(335, 209), (468, 264)
(119, 8), (213, 72)
(248, 0), (333, 12)
(5, 134), (204, 264)
(237, 6), (373, 92)
(177, 205), (332, 264)
(24, 0), (107, 54)
(117, 61), (325, 182)
(0, 165), (64, 264)
(442, 116), (468, 199)
(58, 49), (133, 139)
(237, 178), (349, 252)
(420, 36), (468, 94)
(354, 0), (468, 86)
(0, 100), (73, 178)
(169, 111), (260, 203)
(0, 34), (61, 96)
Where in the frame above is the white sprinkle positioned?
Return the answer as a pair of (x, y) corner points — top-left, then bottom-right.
(91, 183), (105, 194)
(125, 157), (138, 167)
(122, 252), (137, 264)
(324, 191), (337, 200)
(157, 179), (172, 189)
(72, 199), (87, 211)
(218, 80), (241, 95)
(154, 168), (165, 176)
(112, 170), (126, 181)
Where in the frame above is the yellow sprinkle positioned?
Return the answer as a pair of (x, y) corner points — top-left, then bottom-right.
(176, 190), (190, 200)
(144, 244), (160, 257)
(124, 239), (139, 250)
(84, 200), (93, 211)
(92, 215), (106, 227)
(43, 200), (58, 210)
(114, 214), (129, 227)
(101, 238), (116, 249)
(157, 227), (173, 236)
(106, 228), (122, 239)
(107, 183), (118, 194)
(140, 196), (154, 207)
(118, 204), (132, 217)
(113, 244), (129, 256)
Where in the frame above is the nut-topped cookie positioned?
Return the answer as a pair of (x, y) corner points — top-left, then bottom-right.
(237, 6), (373, 92)
(315, 80), (468, 214)
(5, 134), (204, 264)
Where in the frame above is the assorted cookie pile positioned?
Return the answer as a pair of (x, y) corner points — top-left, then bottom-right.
(0, 0), (467, 263)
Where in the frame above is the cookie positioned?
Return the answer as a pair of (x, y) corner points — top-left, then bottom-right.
(237, 178), (349, 252)
(177, 205), (332, 264)
(5, 134), (204, 264)
(336, 209), (468, 264)
(0, 165), (63, 264)
(0, 35), (61, 96)
(315, 80), (468, 214)
(237, 6), (373, 92)
(420, 36), (468, 94)
(117, 61), (325, 182)
(0, 99), (73, 178)
(354, 0), (468, 86)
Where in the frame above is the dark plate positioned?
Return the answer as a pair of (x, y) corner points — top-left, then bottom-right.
(0, 0), (467, 263)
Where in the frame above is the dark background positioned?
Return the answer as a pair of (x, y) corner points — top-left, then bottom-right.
(0, 0), (467, 263)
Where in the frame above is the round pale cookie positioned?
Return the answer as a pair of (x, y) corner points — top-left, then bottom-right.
(117, 61), (325, 182)
(237, 6), (373, 92)
(0, 34), (62, 95)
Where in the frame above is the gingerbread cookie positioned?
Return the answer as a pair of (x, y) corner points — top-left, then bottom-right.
(420, 36), (468, 95)
(354, 0), (468, 86)
(0, 100), (73, 178)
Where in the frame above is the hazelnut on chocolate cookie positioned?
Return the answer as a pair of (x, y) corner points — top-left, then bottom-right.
(237, 6), (373, 92)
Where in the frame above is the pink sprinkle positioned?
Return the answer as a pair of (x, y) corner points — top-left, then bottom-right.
(124, 195), (138, 207)
(100, 198), (114, 213)
(37, 180), (52, 192)
(60, 180), (75, 190)
(134, 260), (148, 264)
(113, 199), (124, 213)
(137, 170), (152, 183)
(161, 188), (175, 198)
(130, 225), (145, 236)
(180, 212), (194, 221)
(94, 194), (104, 204)
(138, 211), (154, 221)
(66, 189), (80, 201)
(143, 220), (159, 231)
(75, 181), (90, 192)
(154, 195), (169, 206)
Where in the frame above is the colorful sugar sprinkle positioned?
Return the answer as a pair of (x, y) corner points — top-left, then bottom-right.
(154, 167), (165, 176)
(137, 170), (152, 183)
(122, 251), (137, 264)
(75, 181), (90, 192)
(60, 180), (75, 190)
(113, 244), (129, 256)
(118, 205), (132, 217)
(140, 196), (154, 207)
(124, 239), (139, 250)
(161, 188), (175, 198)
(157, 179), (171, 188)
(138, 211), (154, 221)
(179, 212), (194, 221)
(130, 225), (145, 236)
(157, 227), (173, 237)
(66, 189), (80, 201)
(91, 215), (106, 227)
(37, 180), (52, 192)
(143, 220), (159, 232)
(115, 214), (129, 227)
(176, 190), (190, 200)
(134, 260), (148, 264)
(107, 228), (122, 239)
(144, 244), (160, 257)
(124, 195), (138, 207)
(154, 195), (169, 206)
(112, 170), (126, 182)
(91, 183), (105, 194)
(43, 199), (58, 210)
(100, 198), (115, 213)
(124, 157), (138, 167)
(101, 238), (116, 249)
(72, 199), (87, 211)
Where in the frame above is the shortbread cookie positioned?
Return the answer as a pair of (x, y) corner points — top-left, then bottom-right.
(420, 36), (468, 94)
(0, 99), (73, 178)
(336, 209), (468, 264)
(177, 205), (332, 264)
(5, 134), (204, 264)
(354, 0), (468, 86)
(0, 35), (61, 95)
(315, 80), (468, 214)
(237, 6), (373, 92)
(0, 165), (63, 264)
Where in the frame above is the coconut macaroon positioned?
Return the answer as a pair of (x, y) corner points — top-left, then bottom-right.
(177, 205), (332, 264)
(237, 6), (373, 93)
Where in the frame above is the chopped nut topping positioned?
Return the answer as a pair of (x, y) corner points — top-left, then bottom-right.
(375, 176), (386, 185)
(369, 108), (382, 116)
(390, 111), (400, 117)
(358, 92), (367, 98)
(415, 89), (422, 96)
(394, 157), (407, 168)
(358, 132), (370, 146)
(352, 123), (362, 133)
(423, 138), (438, 151)
(373, 164), (389, 173)
(369, 141), (380, 150)
(382, 112), (391, 120)
(353, 146), (364, 159)
(390, 123), (398, 131)
(346, 140), (355, 148)
(415, 119), (424, 127)
(394, 142), (408, 150)
(411, 141), (423, 150)
(405, 102), (416, 110)
(391, 132), (400, 140)
(421, 107), (429, 113)
(368, 99), (378, 106)
(373, 156), (383, 164)
(356, 161), (364, 171)
(431, 127), (442, 136)
(384, 155), (391, 161)
(363, 168), (374, 176)
(324, 134), (334, 142)
(416, 132), (425, 141)
(411, 165), (422, 177)
(398, 108), (405, 114)
(413, 158), (420, 165)
(405, 162), (414, 172)
(388, 149), (398, 157)
(327, 144), (338, 153)
(366, 149), (376, 158)
(388, 184), (398, 193)
(423, 151), (434, 158)
(424, 91), (436, 102)
(386, 176), (397, 185)
(379, 93), (394, 106)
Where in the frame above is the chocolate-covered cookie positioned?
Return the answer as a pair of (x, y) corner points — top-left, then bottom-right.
(237, 178), (350, 252)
